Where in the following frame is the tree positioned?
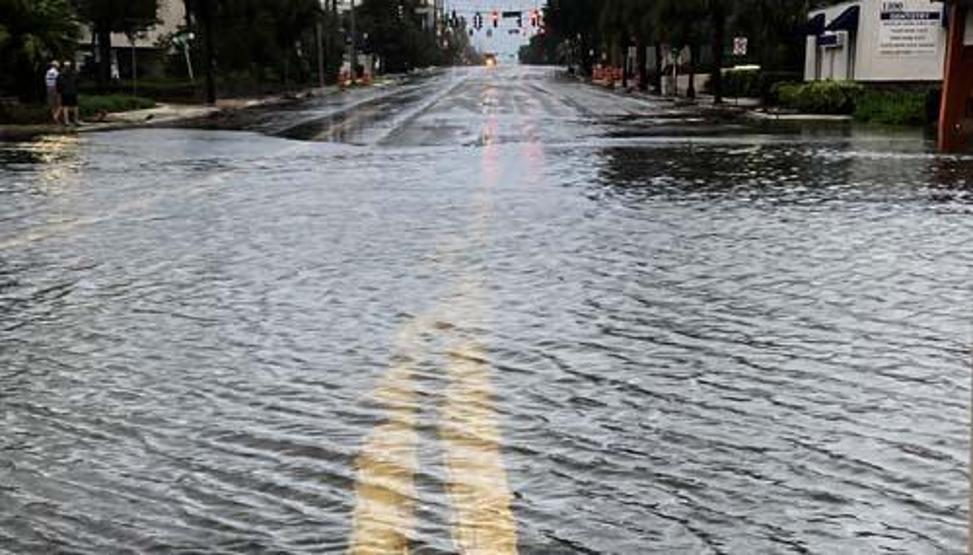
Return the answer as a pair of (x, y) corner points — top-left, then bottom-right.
(356, 0), (440, 73)
(731, 0), (808, 71)
(74, 0), (159, 83)
(546, 0), (602, 75)
(710, 1), (728, 103)
(0, 0), (78, 99)
(654, 0), (708, 98)
(184, 0), (337, 100)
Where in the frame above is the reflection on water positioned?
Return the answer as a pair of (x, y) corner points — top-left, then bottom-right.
(0, 69), (970, 553)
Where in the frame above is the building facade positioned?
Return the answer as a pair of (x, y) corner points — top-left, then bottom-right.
(805, 0), (948, 82)
(77, 0), (187, 80)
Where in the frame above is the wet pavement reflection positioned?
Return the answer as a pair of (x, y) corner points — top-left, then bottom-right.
(0, 66), (970, 553)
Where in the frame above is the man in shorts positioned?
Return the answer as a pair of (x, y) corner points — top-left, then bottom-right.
(45, 61), (61, 123)
(57, 60), (80, 126)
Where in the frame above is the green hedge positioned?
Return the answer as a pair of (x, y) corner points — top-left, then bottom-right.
(0, 102), (51, 125)
(79, 95), (156, 118)
(775, 81), (863, 114)
(721, 70), (803, 101)
(80, 80), (199, 102)
(853, 89), (928, 125)
(773, 81), (931, 125)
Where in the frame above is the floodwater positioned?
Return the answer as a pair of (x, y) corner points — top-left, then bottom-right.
(0, 66), (970, 553)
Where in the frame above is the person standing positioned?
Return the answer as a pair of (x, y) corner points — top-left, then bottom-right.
(45, 61), (61, 124)
(57, 60), (80, 127)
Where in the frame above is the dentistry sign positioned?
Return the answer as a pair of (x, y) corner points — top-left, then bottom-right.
(878, 1), (942, 57)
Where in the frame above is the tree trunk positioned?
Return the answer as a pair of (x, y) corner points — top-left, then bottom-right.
(711, 4), (726, 104)
(687, 45), (697, 99)
(621, 39), (628, 89)
(636, 38), (648, 92)
(652, 42), (662, 95)
(201, 0), (216, 104)
(96, 26), (112, 84)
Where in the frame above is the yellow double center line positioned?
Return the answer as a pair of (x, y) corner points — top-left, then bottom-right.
(349, 295), (518, 554)
(349, 322), (423, 554)
(351, 93), (517, 553)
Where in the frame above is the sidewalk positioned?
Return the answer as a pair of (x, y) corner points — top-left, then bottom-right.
(0, 71), (436, 142)
(0, 85), (347, 141)
(605, 84), (853, 122)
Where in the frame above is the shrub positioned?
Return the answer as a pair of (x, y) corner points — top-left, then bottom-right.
(722, 69), (759, 97)
(79, 95), (155, 118)
(0, 102), (51, 125)
(721, 70), (803, 101)
(853, 89), (928, 125)
(774, 81), (932, 125)
(775, 81), (863, 114)
(80, 80), (198, 103)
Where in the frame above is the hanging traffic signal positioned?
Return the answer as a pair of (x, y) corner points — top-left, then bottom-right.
(473, 12), (482, 30)
(492, 11), (499, 28)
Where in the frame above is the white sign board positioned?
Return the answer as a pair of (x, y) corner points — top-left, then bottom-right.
(733, 37), (748, 56)
(878, 1), (942, 57)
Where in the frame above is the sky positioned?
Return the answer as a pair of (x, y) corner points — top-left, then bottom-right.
(444, 0), (547, 57)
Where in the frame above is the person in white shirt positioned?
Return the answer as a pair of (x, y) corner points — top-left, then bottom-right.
(45, 61), (61, 124)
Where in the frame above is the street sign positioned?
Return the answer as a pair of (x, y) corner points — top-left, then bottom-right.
(733, 37), (748, 56)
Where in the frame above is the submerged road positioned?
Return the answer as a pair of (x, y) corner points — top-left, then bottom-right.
(0, 66), (971, 553)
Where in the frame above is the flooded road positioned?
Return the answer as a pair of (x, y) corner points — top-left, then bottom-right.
(0, 66), (970, 553)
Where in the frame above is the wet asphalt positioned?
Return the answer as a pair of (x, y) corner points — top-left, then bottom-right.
(0, 65), (971, 553)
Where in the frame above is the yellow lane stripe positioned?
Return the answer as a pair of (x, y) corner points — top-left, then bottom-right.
(440, 342), (518, 555)
(349, 325), (423, 555)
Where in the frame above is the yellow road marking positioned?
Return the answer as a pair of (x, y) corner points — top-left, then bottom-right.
(349, 325), (423, 555)
(350, 94), (517, 554)
(440, 340), (518, 555)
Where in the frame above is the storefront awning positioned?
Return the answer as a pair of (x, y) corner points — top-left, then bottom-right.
(825, 5), (861, 32)
(805, 13), (826, 35)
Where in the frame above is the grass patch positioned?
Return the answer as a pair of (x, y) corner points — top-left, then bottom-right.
(79, 95), (155, 118)
(775, 81), (863, 115)
(853, 90), (927, 125)
(0, 95), (156, 125)
(774, 81), (932, 125)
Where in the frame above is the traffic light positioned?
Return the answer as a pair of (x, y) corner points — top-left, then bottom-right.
(473, 12), (482, 30)
(530, 10), (539, 28)
(491, 11), (499, 28)
(517, 13), (523, 28)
